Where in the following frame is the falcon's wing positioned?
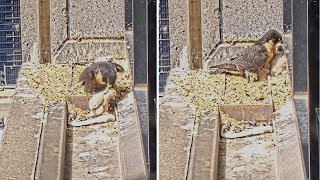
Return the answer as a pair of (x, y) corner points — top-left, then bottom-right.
(209, 44), (268, 72)
(232, 44), (268, 71)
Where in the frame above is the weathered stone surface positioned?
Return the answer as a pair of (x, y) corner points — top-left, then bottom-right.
(0, 95), (44, 180)
(218, 134), (278, 179)
(188, 110), (219, 180)
(159, 73), (196, 179)
(20, 0), (39, 62)
(159, 97), (195, 180)
(53, 40), (127, 64)
(222, 0), (283, 42)
(50, 0), (68, 56)
(201, 0), (220, 60)
(168, 0), (189, 68)
(118, 92), (148, 180)
(36, 102), (67, 180)
(64, 121), (121, 179)
(69, 0), (125, 38)
(274, 100), (306, 179)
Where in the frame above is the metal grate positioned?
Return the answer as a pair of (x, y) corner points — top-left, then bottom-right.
(0, 0), (22, 87)
(159, 0), (170, 95)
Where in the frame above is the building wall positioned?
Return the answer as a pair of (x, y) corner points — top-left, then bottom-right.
(21, 0), (126, 64)
(168, 0), (283, 69)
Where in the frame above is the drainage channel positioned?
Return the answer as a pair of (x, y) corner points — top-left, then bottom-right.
(64, 117), (121, 179)
(63, 61), (147, 179)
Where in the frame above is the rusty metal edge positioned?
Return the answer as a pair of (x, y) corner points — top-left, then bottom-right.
(220, 104), (273, 122)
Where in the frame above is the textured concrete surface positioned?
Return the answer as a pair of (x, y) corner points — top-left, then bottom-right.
(168, 0), (189, 68)
(0, 94), (44, 179)
(0, 67), (45, 179)
(69, 0), (125, 38)
(36, 102), (67, 180)
(53, 40), (127, 64)
(188, 110), (219, 180)
(50, 0), (68, 56)
(218, 134), (278, 179)
(159, 96), (195, 180)
(201, 0), (220, 60)
(118, 92), (148, 179)
(159, 74), (196, 179)
(20, 0), (39, 62)
(222, 0), (283, 42)
(274, 100), (306, 179)
(294, 96), (309, 178)
(64, 122), (121, 179)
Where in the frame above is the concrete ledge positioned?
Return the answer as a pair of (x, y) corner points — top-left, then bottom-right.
(36, 102), (67, 180)
(159, 72), (196, 179)
(274, 100), (307, 179)
(187, 109), (220, 180)
(118, 92), (148, 180)
(53, 40), (127, 64)
(0, 94), (44, 180)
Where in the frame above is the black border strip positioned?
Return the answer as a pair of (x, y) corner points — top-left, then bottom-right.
(308, 0), (319, 179)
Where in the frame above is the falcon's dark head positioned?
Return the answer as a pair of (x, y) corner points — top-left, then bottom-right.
(79, 66), (94, 85)
(257, 29), (283, 45)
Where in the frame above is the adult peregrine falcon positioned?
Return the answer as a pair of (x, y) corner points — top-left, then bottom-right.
(79, 61), (124, 93)
(209, 29), (283, 82)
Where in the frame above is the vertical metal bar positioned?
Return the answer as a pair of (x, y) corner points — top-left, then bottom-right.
(125, 0), (133, 31)
(148, 1), (157, 179)
(283, 0), (292, 32)
(188, 0), (202, 69)
(133, 0), (147, 85)
(308, 0), (320, 179)
(38, 0), (51, 64)
(3, 65), (6, 85)
(292, 0), (308, 93)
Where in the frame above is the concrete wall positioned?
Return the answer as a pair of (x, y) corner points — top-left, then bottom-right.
(21, 0), (125, 64)
(168, 0), (189, 68)
(20, 0), (39, 62)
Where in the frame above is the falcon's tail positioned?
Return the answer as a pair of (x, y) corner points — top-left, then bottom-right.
(111, 63), (125, 72)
